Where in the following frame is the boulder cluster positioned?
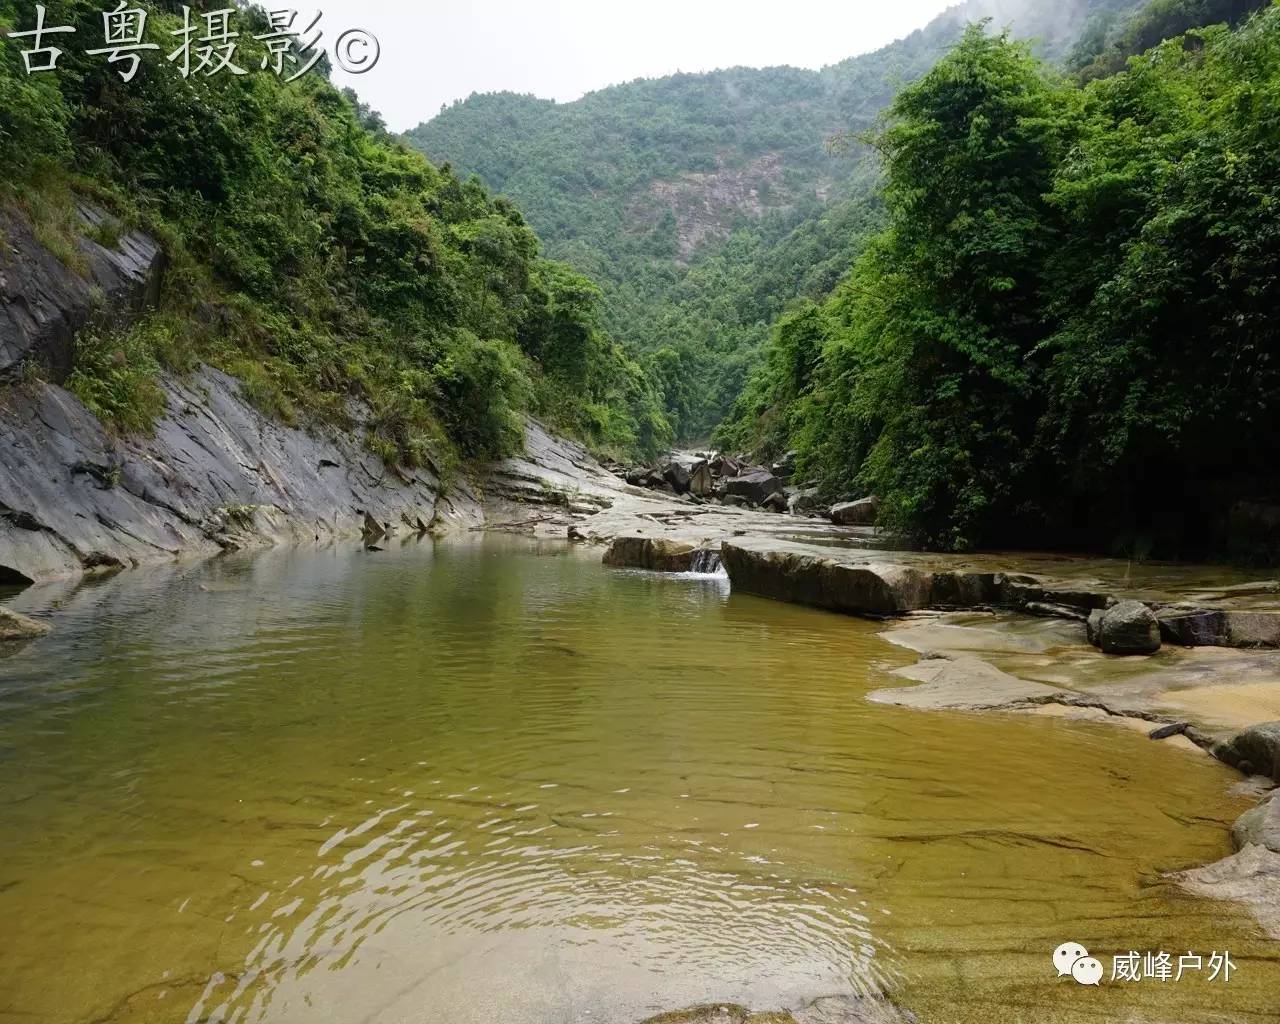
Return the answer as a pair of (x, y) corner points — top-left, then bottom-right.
(618, 451), (880, 525)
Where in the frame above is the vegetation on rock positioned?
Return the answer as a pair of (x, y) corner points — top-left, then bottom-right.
(721, 2), (1280, 557)
(0, 0), (670, 462)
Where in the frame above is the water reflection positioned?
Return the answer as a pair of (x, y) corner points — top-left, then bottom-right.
(0, 536), (1274, 1024)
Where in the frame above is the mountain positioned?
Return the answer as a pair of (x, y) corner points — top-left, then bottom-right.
(403, 0), (1147, 438)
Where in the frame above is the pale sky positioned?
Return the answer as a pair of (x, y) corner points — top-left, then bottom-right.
(316, 0), (961, 132)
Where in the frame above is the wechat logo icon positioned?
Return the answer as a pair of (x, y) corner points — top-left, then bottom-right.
(1054, 941), (1103, 986)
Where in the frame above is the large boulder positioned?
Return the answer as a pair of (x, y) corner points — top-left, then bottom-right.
(0, 606), (51, 641)
(830, 496), (880, 527)
(709, 454), (741, 478)
(661, 460), (692, 494)
(688, 462), (715, 498)
(1217, 722), (1280, 781)
(722, 470), (783, 506)
(1095, 599), (1161, 655)
(1158, 607), (1228, 647)
(602, 536), (700, 572)
(721, 539), (932, 616)
(1086, 608), (1105, 646)
(1222, 611), (1280, 648)
(787, 487), (824, 515)
(1233, 790), (1280, 854)
(760, 490), (788, 513)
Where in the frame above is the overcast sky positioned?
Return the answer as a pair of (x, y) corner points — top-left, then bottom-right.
(316, 0), (960, 132)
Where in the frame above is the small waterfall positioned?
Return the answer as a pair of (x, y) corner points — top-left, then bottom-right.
(689, 548), (725, 576)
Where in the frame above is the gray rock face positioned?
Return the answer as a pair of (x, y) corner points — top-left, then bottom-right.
(661, 459), (693, 494)
(722, 469), (782, 505)
(602, 536), (699, 572)
(786, 487), (824, 515)
(722, 538), (932, 616)
(1158, 607), (1227, 646)
(1095, 599), (1161, 655)
(1218, 722), (1280, 781)
(0, 204), (166, 382)
(929, 570), (1002, 608)
(1232, 790), (1280, 853)
(1086, 607), (1105, 645)
(1176, 843), (1280, 940)
(0, 368), (481, 583)
(760, 490), (788, 513)
(688, 462), (714, 498)
(0, 605), (50, 641)
(1157, 606), (1280, 648)
(830, 496), (879, 526)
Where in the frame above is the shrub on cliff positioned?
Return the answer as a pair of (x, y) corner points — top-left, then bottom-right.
(0, 0), (670, 461)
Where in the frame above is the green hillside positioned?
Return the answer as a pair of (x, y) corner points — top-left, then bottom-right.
(0, 0), (668, 465)
(405, 0), (1147, 438)
(721, 0), (1280, 558)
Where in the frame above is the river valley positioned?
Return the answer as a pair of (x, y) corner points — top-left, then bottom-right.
(1, 537), (1277, 1024)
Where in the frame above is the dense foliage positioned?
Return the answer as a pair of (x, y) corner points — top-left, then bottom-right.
(722, 3), (1280, 558)
(407, 0), (1144, 439)
(0, 0), (669, 462)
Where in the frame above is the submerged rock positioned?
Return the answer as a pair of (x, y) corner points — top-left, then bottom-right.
(637, 994), (911, 1024)
(830, 496), (879, 526)
(0, 606), (51, 641)
(1095, 599), (1161, 655)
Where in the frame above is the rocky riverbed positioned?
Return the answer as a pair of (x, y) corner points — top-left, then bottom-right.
(3, 207), (1278, 1020)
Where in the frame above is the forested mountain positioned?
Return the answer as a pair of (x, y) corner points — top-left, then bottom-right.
(0, 0), (668, 465)
(405, 0), (1148, 437)
(721, 0), (1280, 558)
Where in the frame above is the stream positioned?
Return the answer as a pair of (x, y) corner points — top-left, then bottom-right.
(0, 537), (1276, 1023)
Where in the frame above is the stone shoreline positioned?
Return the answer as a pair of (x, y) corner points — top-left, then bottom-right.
(590, 523), (1280, 944)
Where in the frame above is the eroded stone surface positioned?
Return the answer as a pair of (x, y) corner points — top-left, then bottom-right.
(0, 369), (482, 582)
(1232, 789), (1280, 853)
(603, 535), (701, 572)
(722, 537), (933, 616)
(0, 204), (165, 382)
(1174, 844), (1280, 940)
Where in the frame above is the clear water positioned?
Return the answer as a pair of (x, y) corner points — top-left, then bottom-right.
(0, 536), (1275, 1024)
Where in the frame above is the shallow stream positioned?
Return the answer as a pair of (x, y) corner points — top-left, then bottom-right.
(0, 538), (1276, 1023)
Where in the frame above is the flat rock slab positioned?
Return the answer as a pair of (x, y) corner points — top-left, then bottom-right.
(868, 655), (1063, 711)
(722, 537), (933, 615)
(1174, 844), (1280, 940)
